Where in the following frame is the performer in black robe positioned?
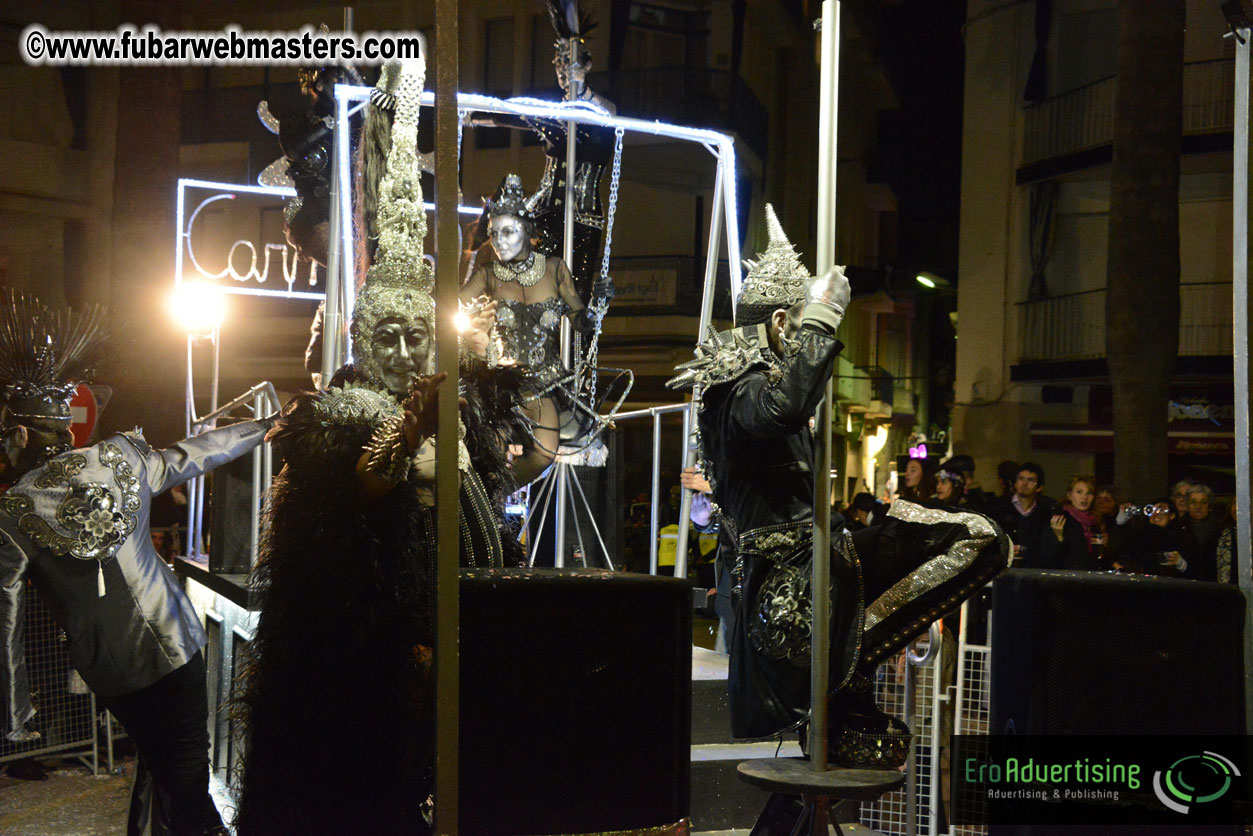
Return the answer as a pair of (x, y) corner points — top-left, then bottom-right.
(669, 206), (1009, 783)
(233, 58), (515, 836)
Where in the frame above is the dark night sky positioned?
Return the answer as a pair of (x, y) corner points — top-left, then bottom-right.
(871, 0), (967, 286)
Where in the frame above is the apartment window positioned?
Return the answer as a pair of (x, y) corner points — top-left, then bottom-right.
(477, 17), (514, 149)
(530, 15), (558, 90)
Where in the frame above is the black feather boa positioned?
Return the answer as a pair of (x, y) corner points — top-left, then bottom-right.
(233, 392), (437, 835)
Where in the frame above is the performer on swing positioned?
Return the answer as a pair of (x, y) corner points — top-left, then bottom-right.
(668, 206), (1008, 828)
(234, 57), (512, 836)
(461, 173), (593, 485)
(466, 0), (616, 305)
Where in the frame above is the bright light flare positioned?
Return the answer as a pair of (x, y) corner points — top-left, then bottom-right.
(170, 282), (226, 334)
(866, 424), (889, 457)
(453, 311), (472, 333)
(916, 274), (937, 289)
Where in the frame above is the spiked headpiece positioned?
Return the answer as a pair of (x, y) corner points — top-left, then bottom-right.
(487, 173), (536, 221)
(736, 204), (810, 318)
(350, 57), (436, 385)
(0, 292), (107, 426)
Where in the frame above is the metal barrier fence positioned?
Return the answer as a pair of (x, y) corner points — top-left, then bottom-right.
(859, 590), (994, 836)
(0, 584), (101, 774)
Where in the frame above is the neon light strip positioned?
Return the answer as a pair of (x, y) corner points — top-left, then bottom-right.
(333, 84), (744, 308)
(180, 178), (296, 198)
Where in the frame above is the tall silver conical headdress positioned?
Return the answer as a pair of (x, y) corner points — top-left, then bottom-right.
(351, 57), (435, 382)
(736, 204), (809, 312)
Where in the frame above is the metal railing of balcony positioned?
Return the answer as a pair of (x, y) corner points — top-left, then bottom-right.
(1022, 58), (1234, 167)
(1016, 282), (1234, 363)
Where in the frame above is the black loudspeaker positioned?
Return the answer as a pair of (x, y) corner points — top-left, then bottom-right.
(990, 568), (1245, 736)
(459, 568), (691, 834)
(208, 451), (255, 574)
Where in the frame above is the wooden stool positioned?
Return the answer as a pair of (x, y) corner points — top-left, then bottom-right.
(737, 757), (905, 836)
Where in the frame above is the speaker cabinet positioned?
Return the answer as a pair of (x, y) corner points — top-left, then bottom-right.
(990, 568), (1244, 736)
(459, 568), (691, 833)
(208, 452), (255, 574)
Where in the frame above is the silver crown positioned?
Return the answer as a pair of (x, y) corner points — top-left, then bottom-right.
(737, 204), (809, 310)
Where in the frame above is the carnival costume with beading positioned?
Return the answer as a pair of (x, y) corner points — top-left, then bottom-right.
(466, 174), (588, 402)
(234, 58), (513, 836)
(668, 206), (1008, 749)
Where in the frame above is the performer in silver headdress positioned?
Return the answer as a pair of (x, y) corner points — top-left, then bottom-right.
(234, 56), (511, 836)
(0, 293), (269, 836)
(669, 206), (1007, 826)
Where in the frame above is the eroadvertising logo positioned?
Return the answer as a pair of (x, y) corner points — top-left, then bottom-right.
(951, 736), (1252, 826)
(1152, 751), (1241, 815)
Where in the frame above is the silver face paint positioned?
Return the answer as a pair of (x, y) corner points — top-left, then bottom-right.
(370, 317), (431, 396)
(489, 214), (529, 264)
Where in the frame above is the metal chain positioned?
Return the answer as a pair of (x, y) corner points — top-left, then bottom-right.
(582, 127), (625, 402)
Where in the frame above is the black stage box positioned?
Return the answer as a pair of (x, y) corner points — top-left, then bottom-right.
(990, 568), (1245, 737)
(207, 451), (255, 574)
(459, 568), (691, 834)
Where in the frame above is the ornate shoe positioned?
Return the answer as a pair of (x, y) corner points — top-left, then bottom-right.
(832, 711), (912, 769)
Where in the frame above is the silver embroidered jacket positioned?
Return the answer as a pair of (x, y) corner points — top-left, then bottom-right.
(0, 421), (268, 741)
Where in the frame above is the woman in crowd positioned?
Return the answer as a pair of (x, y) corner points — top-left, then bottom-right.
(1055, 474), (1104, 567)
(897, 456), (937, 505)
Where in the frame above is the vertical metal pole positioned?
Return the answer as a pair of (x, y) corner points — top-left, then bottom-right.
(552, 41), (582, 570)
(698, 163), (726, 338)
(673, 403), (693, 579)
(250, 391), (262, 566)
(335, 83), (357, 361)
(321, 87), (344, 385)
(185, 335), (196, 557)
(903, 652), (917, 836)
(433, 9), (462, 832)
(650, 410), (662, 575)
(209, 327), (221, 418)
(1232, 28), (1253, 736)
(809, 0), (840, 773)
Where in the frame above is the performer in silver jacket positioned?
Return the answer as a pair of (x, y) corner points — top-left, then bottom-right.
(0, 293), (268, 836)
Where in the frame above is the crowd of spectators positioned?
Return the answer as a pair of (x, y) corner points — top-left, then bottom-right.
(843, 457), (1239, 584)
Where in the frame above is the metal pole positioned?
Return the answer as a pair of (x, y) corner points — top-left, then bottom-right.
(209, 326), (221, 418)
(553, 42), (582, 571)
(1232, 27), (1253, 737)
(809, 0), (840, 774)
(433, 7), (462, 831)
(698, 163), (726, 337)
(673, 403), (693, 579)
(250, 392), (262, 566)
(321, 85), (344, 385)
(670, 162), (728, 579)
(185, 335), (196, 557)
(650, 410), (662, 575)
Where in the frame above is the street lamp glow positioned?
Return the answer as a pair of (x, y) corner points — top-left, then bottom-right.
(916, 274), (937, 289)
(170, 281), (226, 334)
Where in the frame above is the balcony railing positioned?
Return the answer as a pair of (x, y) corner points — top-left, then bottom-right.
(1021, 59), (1234, 167)
(1015, 282), (1233, 364)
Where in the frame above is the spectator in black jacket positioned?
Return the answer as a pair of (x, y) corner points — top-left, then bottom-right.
(995, 462), (1088, 569)
(1177, 484), (1222, 581)
(1116, 498), (1193, 575)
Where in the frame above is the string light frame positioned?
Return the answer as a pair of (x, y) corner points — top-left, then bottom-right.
(329, 84), (745, 364)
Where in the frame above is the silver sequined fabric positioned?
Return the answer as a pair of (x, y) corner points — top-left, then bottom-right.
(863, 500), (997, 631)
